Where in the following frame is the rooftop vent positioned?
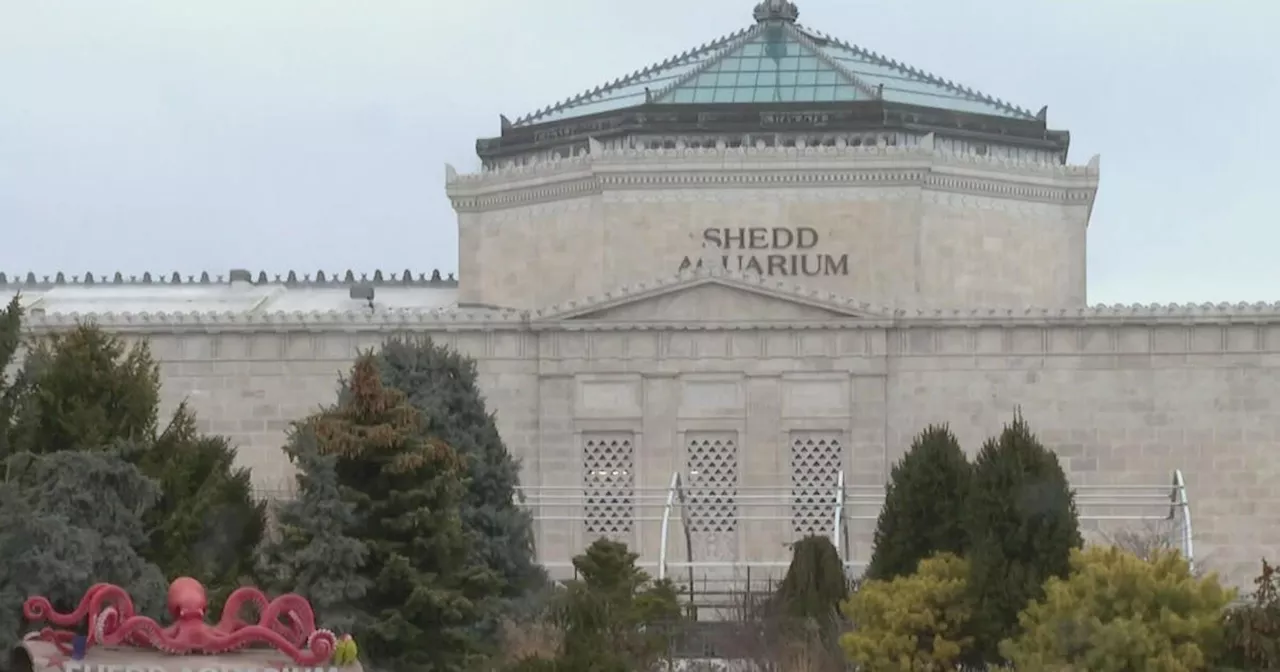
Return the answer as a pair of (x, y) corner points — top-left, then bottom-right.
(228, 269), (253, 286)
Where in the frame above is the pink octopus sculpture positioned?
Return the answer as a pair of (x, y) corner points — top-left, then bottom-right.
(22, 577), (337, 666)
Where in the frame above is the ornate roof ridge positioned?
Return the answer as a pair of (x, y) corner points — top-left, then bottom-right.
(796, 24), (1037, 120)
(447, 138), (1099, 186)
(1, 269), (458, 289)
(781, 23), (879, 100)
(645, 25), (763, 105)
(511, 26), (753, 127)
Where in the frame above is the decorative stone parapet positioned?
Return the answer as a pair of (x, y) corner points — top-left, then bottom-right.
(446, 135), (1100, 212)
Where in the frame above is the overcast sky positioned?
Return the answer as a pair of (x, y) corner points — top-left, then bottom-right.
(2, 0), (1277, 305)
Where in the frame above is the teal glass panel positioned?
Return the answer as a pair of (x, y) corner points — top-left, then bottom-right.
(815, 40), (1036, 119)
(656, 28), (866, 106)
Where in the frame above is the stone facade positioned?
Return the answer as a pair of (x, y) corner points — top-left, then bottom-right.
(17, 266), (1276, 589)
(448, 136), (1098, 311)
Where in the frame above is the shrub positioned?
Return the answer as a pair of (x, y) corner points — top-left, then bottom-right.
(548, 539), (680, 672)
(964, 412), (1082, 662)
(1000, 546), (1233, 671)
(772, 535), (850, 666)
(775, 535), (850, 622)
(1217, 559), (1280, 669)
(841, 552), (974, 670)
(865, 424), (970, 582)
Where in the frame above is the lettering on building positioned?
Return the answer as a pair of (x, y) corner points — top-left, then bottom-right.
(677, 227), (849, 277)
(760, 111), (832, 126)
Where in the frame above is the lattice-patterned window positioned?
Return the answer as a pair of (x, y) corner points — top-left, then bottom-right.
(685, 433), (739, 533)
(790, 433), (844, 536)
(582, 433), (635, 537)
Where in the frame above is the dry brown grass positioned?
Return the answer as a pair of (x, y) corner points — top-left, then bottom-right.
(498, 617), (563, 663)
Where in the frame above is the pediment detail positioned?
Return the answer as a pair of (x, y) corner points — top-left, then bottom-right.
(532, 268), (889, 323)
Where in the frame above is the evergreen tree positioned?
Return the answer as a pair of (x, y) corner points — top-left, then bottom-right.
(865, 424), (971, 582)
(772, 535), (850, 664)
(139, 405), (265, 610)
(964, 411), (1082, 664)
(0, 299), (164, 645)
(257, 425), (370, 633)
(372, 337), (543, 609)
(12, 325), (159, 454)
(305, 354), (500, 671)
(0, 448), (168, 645)
(0, 295), (25, 459)
(4, 320), (262, 604)
(548, 539), (680, 672)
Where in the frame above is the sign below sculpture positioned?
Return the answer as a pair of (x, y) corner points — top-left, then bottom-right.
(677, 227), (850, 276)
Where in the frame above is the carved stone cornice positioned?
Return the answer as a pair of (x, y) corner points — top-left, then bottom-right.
(20, 262), (1280, 334)
(447, 138), (1099, 212)
(24, 305), (1280, 336)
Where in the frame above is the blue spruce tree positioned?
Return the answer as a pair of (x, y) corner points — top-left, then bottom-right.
(258, 426), (370, 633)
(372, 339), (543, 615)
(0, 448), (168, 645)
(262, 355), (499, 671)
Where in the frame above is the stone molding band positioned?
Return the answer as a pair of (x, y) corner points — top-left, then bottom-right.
(449, 169), (1096, 211)
(447, 142), (1099, 212)
(21, 306), (1280, 334)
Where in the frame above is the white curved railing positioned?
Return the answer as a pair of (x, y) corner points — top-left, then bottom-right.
(1171, 469), (1195, 572)
(514, 468), (1195, 587)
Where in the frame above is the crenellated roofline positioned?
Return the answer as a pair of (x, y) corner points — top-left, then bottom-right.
(11, 263), (1280, 332)
(0, 268), (457, 289)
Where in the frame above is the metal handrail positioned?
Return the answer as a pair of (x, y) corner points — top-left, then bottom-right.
(1170, 469), (1195, 571)
(832, 470), (847, 562)
(516, 469), (1195, 576)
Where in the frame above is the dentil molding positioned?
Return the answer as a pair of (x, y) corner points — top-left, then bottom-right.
(446, 136), (1100, 212)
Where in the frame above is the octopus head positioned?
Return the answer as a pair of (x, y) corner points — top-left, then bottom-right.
(167, 577), (208, 621)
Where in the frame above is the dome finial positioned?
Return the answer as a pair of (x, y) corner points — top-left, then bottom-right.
(753, 0), (799, 23)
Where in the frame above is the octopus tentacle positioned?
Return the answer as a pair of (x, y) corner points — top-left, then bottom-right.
(23, 583), (114, 626)
(101, 616), (178, 654)
(259, 594), (317, 646)
(217, 587), (271, 633)
(87, 585), (140, 647)
(219, 625), (337, 665)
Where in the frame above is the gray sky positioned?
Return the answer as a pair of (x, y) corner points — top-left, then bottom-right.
(2, 0), (1277, 305)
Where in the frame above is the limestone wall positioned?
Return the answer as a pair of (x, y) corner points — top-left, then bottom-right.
(448, 143), (1097, 311)
(131, 320), (1278, 588)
